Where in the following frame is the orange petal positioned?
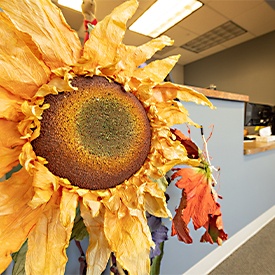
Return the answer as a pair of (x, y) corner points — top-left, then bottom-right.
(0, 169), (44, 273)
(143, 181), (171, 218)
(1, 0), (81, 70)
(0, 168), (33, 215)
(133, 55), (180, 86)
(29, 162), (59, 209)
(26, 189), (75, 275)
(0, 87), (24, 121)
(81, 0), (138, 69)
(104, 203), (151, 275)
(60, 188), (79, 227)
(152, 82), (214, 109)
(80, 202), (111, 275)
(0, 119), (25, 177)
(0, 12), (51, 99)
(108, 35), (174, 82)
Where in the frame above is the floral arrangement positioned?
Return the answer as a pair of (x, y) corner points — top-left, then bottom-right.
(0, 0), (227, 274)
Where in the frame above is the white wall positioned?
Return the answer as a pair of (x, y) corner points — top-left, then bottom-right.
(184, 31), (275, 105)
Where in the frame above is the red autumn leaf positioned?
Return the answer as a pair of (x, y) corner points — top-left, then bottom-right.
(170, 128), (199, 159)
(200, 204), (228, 245)
(171, 190), (193, 243)
(172, 167), (218, 230)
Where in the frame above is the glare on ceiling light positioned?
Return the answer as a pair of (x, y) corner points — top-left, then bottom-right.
(57, 0), (83, 12)
(129, 0), (203, 38)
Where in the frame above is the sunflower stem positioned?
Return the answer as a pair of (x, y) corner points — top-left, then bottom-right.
(74, 240), (87, 275)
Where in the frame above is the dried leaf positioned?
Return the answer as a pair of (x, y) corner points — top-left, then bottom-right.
(171, 128), (199, 159)
(171, 190), (192, 243)
(172, 167), (227, 245)
(70, 207), (88, 241)
(200, 206), (228, 245)
(12, 241), (27, 275)
(172, 167), (217, 230)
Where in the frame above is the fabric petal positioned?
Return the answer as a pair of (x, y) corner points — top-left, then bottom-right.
(0, 119), (25, 177)
(132, 55), (180, 87)
(104, 203), (151, 275)
(155, 101), (197, 127)
(26, 189), (75, 275)
(0, 12), (51, 99)
(105, 35), (174, 83)
(0, 168), (33, 215)
(29, 162), (59, 209)
(1, 0), (81, 70)
(0, 169), (44, 273)
(143, 181), (171, 218)
(0, 87), (24, 122)
(80, 202), (111, 275)
(151, 82), (214, 109)
(60, 188), (79, 227)
(81, 0), (138, 69)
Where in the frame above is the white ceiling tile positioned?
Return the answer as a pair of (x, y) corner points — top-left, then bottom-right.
(155, 47), (201, 65)
(123, 30), (151, 46)
(178, 5), (228, 35)
(233, 2), (275, 35)
(207, 0), (262, 19)
(163, 25), (198, 47)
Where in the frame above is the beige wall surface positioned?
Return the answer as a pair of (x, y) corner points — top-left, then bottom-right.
(184, 30), (275, 105)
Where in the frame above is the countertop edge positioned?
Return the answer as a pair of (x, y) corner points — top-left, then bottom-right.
(188, 86), (250, 102)
(244, 141), (275, 155)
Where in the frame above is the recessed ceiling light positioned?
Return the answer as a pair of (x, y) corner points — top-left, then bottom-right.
(57, 0), (82, 12)
(129, 0), (203, 38)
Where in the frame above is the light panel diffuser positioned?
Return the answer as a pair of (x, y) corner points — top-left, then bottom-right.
(57, 0), (82, 12)
(129, 0), (203, 38)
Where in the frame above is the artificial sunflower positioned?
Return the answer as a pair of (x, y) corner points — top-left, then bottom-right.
(0, 0), (221, 274)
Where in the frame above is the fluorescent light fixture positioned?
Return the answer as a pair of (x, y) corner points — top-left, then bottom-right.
(57, 0), (82, 12)
(129, 0), (203, 38)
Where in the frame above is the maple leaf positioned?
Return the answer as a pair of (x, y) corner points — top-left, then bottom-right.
(200, 205), (228, 245)
(172, 167), (217, 229)
(171, 190), (193, 243)
(170, 128), (199, 159)
(171, 166), (227, 245)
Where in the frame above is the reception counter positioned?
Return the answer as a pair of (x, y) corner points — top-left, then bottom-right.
(244, 140), (275, 155)
(190, 86), (275, 156)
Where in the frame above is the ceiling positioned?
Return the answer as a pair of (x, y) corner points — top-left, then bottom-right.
(53, 0), (275, 65)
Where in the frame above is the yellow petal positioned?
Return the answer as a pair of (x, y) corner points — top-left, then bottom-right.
(60, 188), (79, 227)
(152, 82), (214, 109)
(133, 55), (180, 86)
(1, 0), (81, 70)
(155, 101), (197, 127)
(29, 162), (59, 209)
(0, 119), (25, 177)
(0, 12), (52, 99)
(26, 189), (74, 275)
(81, 192), (101, 217)
(0, 86), (24, 121)
(104, 204), (151, 275)
(80, 202), (111, 275)
(81, 0), (138, 69)
(0, 169), (44, 273)
(143, 181), (171, 218)
(105, 35), (174, 81)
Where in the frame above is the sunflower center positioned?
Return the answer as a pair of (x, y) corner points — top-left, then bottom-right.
(77, 96), (133, 157)
(32, 76), (151, 190)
